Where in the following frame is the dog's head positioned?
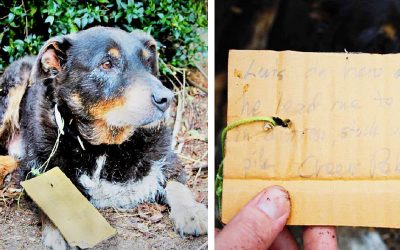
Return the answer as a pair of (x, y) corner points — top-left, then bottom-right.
(30, 27), (173, 145)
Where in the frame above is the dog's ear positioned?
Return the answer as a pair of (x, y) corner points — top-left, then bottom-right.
(29, 35), (72, 84)
(132, 30), (159, 76)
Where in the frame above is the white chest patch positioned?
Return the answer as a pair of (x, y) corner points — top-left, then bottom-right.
(78, 155), (167, 209)
(8, 134), (25, 159)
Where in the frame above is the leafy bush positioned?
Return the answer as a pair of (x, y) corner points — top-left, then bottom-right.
(0, 0), (207, 74)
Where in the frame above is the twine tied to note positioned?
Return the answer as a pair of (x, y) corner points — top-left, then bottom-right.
(215, 116), (291, 214)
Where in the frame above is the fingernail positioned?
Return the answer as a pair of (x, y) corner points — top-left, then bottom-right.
(257, 186), (290, 220)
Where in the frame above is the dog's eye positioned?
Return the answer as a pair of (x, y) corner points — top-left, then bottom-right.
(148, 44), (156, 51)
(101, 61), (112, 69)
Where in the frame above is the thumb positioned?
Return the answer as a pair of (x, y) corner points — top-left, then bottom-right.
(216, 186), (291, 250)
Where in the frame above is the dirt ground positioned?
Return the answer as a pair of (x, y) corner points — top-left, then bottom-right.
(0, 69), (208, 250)
(0, 203), (208, 250)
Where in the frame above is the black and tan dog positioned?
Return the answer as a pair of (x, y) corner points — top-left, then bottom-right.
(0, 26), (207, 249)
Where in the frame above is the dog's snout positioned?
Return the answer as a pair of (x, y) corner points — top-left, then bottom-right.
(152, 88), (173, 112)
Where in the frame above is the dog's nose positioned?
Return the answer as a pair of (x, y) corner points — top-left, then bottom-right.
(152, 88), (173, 112)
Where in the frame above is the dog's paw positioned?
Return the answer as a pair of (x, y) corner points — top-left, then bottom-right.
(170, 201), (208, 236)
(42, 224), (67, 250)
(166, 181), (207, 236)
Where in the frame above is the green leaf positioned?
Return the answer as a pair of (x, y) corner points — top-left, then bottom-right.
(74, 18), (81, 28)
(116, 0), (122, 9)
(45, 15), (55, 25)
(30, 6), (38, 15)
(114, 12), (122, 22)
(82, 16), (88, 28)
(70, 24), (79, 33)
(8, 13), (14, 22)
(3, 46), (11, 53)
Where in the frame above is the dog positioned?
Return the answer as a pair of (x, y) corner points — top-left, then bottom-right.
(0, 26), (207, 249)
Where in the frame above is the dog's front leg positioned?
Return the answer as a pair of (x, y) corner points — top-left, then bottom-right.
(41, 212), (69, 250)
(165, 181), (208, 236)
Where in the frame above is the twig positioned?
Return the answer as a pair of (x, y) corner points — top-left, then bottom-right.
(182, 69), (186, 105)
(114, 213), (140, 218)
(164, 74), (179, 91)
(165, 63), (186, 151)
(182, 69), (186, 114)
(159, 59), (183, 87)
(171, 85), (184, 150)
(187, 78), (208, 94)
(193, 62), (208, 80)
(0, 182), (16, 206)
(196, 151), (208, 166)
(192, 151), (208, 188)
(175, 142), (184, 154)
(21, 0), (28, 38)
(1, 192), (8, 207)
(178, 154), (203, 162)
(170, 71), (185, 89)
(195, 241), (208, 250)
(191, 163), (208, 170)
(162, 61), (185, 90)
(189, 151), (208, 167)
(192, 165), (203, 188)
(167, 62), (207, 93)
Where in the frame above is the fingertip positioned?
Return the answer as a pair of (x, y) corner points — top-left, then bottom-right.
(248, 185), (289, 205)
(303, 226), (338, 250)
(256, 186), (290, 221)
(216, 186), (291, 250)
(269, 227), (299, 250)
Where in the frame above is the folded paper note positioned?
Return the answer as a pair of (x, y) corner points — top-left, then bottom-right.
(21, 167), (116, 248)
(222, 50), (400, 227)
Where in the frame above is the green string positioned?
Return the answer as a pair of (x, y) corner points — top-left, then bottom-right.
(215, 116), (290, 215)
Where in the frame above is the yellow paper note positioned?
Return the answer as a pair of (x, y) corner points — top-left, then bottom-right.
(21, 167), (116, 248)
(222, 50), (400, 227)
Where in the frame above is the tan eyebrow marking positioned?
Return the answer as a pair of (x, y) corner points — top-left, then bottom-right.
(108, 48), (120, 58)
(381, 23), (397, 41)
(141, 48), (151, 60)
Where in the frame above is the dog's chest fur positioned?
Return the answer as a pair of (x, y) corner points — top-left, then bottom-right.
(78, 154), (167, 208)
(21, 124), (177, 208)
(53, 124), (174, 183)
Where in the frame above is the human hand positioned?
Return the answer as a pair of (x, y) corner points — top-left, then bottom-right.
(215, 186), (338, 250)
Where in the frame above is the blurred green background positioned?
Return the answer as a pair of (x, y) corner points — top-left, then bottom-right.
(0, 0), (208, 74)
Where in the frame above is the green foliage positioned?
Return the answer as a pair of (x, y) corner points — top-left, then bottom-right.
(0, 0), (207, 74)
